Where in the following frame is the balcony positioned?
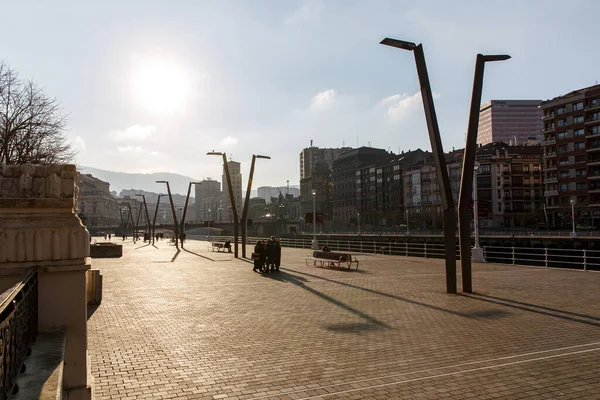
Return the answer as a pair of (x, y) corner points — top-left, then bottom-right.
(545, 165), (557, 171)
(542, 125), (556, 133)
(542, 138), (556, 146)
(586, 117), (600, 125)
(543, 152), (557, 158)
(546, 204), (560, 209)
(542, 113), (555, 120)
(587, 145), (600, 153)
(544, 190), (558, 196)
(588, 174), (600, 180)
(544, 177), (558, 184)
(587, 101), (600, 112)
(589, 187), (600, 194)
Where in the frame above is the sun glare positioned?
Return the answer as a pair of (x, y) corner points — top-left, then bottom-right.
(131, 56), (190, 115)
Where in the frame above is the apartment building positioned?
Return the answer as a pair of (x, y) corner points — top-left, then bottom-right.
(542, 84), (600, 227)
(299, 145), (350, 180)
(77, 173), (120, 230)
(194, 178), (220, 222)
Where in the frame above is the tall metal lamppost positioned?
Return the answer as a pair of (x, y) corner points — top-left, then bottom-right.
(380, 37), (457, 294)
(181, 181), (202, 248)
(151, 194), (165, 244)
(357, 212), (361, 235)
(156, 180), (179, 250)
(134, 194), (151, 240)
(458, 53), (510, 293)
(241, 154), (270, 258)
(570, 199), (577, 238)
(207, 151), (240, 258)
(207, 208), (212, 241)
(311, 189), (318, 250)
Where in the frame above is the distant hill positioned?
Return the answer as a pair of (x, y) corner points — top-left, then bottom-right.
(79, 166), (202, 196)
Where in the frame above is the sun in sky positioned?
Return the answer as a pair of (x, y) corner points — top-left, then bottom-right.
(130, 54), (191, 115)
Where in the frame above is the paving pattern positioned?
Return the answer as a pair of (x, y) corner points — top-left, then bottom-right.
(88, 238), (600, 399)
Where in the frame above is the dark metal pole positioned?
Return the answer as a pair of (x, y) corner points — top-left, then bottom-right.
(459, 55), (486, 294)
(152, 195), (162, 245)
(141, 195), (151, 239)
(241, 155), (257, 258)
(222, 153), (239, 258)
(180, 182), (196, 248)
(165, 182), (179, 250)
(135, 206), (142, 241)
(126, 203), (135, 240)
(412, 44), (457, 294)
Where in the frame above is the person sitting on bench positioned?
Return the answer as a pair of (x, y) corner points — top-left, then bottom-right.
(224, 240), (231, 252)
(321, 245), (331, 252)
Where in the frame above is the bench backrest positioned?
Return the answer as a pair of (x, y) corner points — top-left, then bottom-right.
(313, 251), (351, 262)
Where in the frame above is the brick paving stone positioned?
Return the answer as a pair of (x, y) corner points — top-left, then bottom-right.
(88, 238), (600, 399)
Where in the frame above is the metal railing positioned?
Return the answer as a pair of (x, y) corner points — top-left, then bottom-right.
(0, 269), (38, 399)
(187, 235), (600, 271)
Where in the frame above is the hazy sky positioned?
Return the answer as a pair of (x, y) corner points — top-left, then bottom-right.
(2, 0), (599, 188)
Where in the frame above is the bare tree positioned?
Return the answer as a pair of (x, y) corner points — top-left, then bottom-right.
(0, 61), (74, 165)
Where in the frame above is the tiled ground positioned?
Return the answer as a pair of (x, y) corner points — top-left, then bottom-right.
(88, 238), (600, 399)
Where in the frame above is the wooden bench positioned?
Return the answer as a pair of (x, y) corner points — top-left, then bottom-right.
(306, 251), (359, 270)
(209, 242), (231, 252)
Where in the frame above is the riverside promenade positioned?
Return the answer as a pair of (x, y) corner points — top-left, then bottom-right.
(88, 238), (600, 399)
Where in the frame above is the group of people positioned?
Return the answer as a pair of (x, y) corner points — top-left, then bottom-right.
(253, 236), (281, 273)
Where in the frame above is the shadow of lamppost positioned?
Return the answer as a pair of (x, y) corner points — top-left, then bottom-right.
(156, 180), (179, 250)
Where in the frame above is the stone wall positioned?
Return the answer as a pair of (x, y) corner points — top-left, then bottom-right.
(0, 164), (89, 270)
(0, 164), (92, 400)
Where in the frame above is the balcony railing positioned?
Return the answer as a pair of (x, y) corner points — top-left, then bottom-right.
(544, 190), (559, 196)
(0, 269), (38, 399)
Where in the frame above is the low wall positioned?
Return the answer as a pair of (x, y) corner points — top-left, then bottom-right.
(90, 243), (122, 258)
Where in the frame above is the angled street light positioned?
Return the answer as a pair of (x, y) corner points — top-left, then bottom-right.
(151, 194), (165, 244)
(180, 181), (202, 248)
(380, 37), (457, 293)
(311, 189), (318, 250)
(241, 154), (270, 258)
(458, 53), (510, 293)
(156, 180), (179, 250)
(134, 193), (151, 241)
(208, 151), (240, 258)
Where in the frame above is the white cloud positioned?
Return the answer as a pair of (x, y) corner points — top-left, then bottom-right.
(218, 136), (238, 147)
(111, 125), (157, 142)
(117, 146), (144, 153)
(71, 135), (86, 151)
(310, 89), (336, 109)
(381, 92), (440, 120)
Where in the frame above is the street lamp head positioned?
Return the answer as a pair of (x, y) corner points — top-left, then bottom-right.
(570, 199), (576, 205)
(156, 180), (167, 184)
(380, 37), (417, 51)
(311, 189), (316, 196)
(256, 155), (271, 160)
(482, 54), (511, 62)
(207, 151), (223, 156)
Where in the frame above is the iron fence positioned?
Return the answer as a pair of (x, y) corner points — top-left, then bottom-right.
(0, 269), (38, 399)
(188, 235), (599, 271)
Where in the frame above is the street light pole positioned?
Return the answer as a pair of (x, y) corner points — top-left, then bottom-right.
(311, 189), (318, 249)
(241, 154), (270, 258)
(357, 212), (361, 234)
(151, 194), (164, 245)
(181, 181), (201, 248)
(380, 37), (458, 294)
(134, 194), (151, 241)
(571, 199), (577, 238)
(208, 151), (240, 258)
(458, 53), (510, 293)
(156, 180), (179, 250)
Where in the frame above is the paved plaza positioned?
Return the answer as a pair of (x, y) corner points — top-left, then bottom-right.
(88, 238), (600, 399)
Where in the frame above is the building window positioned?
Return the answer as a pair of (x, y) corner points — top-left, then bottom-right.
(575, 155), (586, 163)
(559, 158), (569, 166)
(557, 119), (566, 127)
(576, 183), (587, 191)
(479, 164), (490, 173)
(557, 131), (567, 140)
(573, 115), (584, 124)
(533, 165), (541, 172)
(574, 128), (585, 137)
(574, 142), (585, 150)
(592, 112), (600, 121)
(558, 144), (568, 153)
(573, 102), (584, 111)
(591, 98), (600, 107)
(591, 126), (600, 135)
(560, 183), (568, 192)
(557, 106), (566, 115)
(576, 169), (587, 177)
(559, 171), (569, 178)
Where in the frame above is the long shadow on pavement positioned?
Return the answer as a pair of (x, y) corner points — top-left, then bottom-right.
(283, 267), (473, 319)
(462, 293), (600, 328)
(476, 293), (600, 322)
(260, 270), (389, 329)
(183, 248), (217, 261)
